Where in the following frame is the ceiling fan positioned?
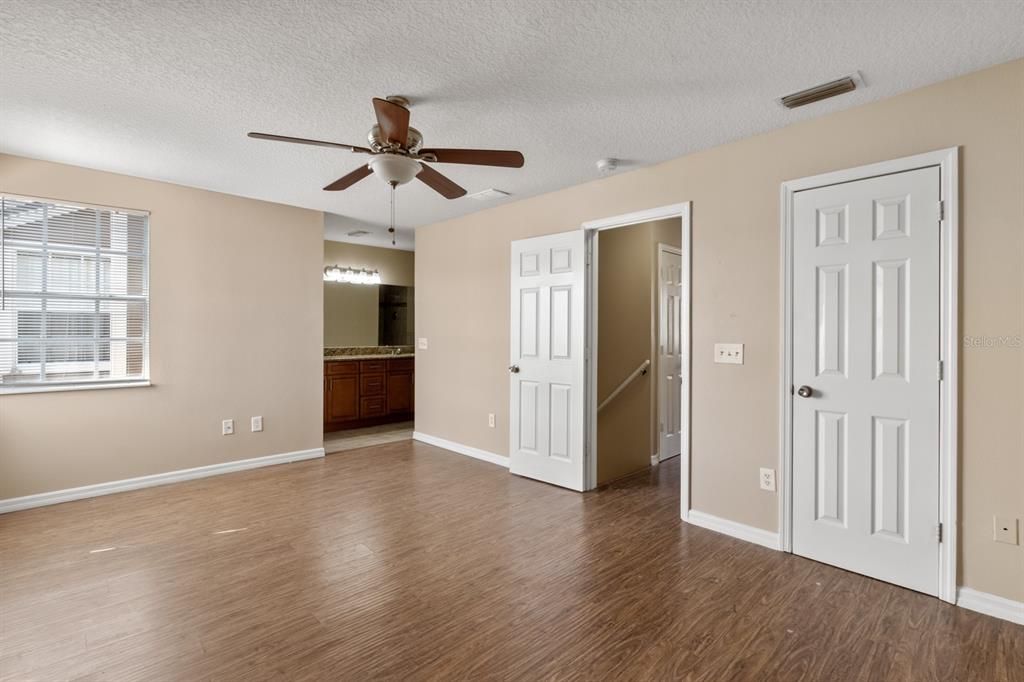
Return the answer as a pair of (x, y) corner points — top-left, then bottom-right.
(248, 96), (525, 200)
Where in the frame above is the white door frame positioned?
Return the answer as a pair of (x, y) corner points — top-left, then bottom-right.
(779, 148), (959, 603)
(581, 202), (692, 505)
(657, 243), (684, 462)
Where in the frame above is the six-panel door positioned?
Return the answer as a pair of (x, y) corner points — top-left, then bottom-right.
(658, 247), (684, 461)
(509, 231), (586, 491)
(792, 166), (941, 595)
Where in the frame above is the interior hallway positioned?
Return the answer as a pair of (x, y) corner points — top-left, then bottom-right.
(1, 442), (1020, 680)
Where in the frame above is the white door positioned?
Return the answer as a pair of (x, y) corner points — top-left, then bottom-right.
(509, 231), (587, 491)
(658, 245), (683, 461)
(792, 166), (941, 595)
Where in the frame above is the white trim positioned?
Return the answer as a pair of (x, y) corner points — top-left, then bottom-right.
(582, 203), (689, 232)
(0, 447), (325, 514)
(779, 147), (959, 603)
(413, 432), (510, 468)
(581, 203), (692, 505)
(956, 588), (1024, 626)
(0, 380), (152, 395)
(686, 510), (781, 550)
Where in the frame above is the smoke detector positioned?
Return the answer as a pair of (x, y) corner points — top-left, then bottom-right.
(597, 158), (619, 174)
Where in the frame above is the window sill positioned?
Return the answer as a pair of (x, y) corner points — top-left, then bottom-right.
(0, 380), (152, 396)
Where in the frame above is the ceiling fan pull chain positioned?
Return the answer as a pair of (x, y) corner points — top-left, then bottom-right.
(390, 182), (396, 246)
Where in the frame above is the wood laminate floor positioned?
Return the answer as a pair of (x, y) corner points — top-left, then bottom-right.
(1, 441), (1021, 681)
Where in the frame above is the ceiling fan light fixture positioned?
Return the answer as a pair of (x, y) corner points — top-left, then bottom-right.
(368, 154), (421, 186)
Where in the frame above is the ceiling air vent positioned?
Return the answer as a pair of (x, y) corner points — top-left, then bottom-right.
(346, 230), (371, 237)
(780, 76), (858, 109)
(467, 188), (511, 201)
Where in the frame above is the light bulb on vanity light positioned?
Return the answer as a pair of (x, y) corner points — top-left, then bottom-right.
(323, 265), (382, 285)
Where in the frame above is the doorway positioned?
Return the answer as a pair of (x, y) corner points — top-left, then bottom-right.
(506, 203), (691, 497)
(584, 204), (692, 492)
(780, 149), (959, 602)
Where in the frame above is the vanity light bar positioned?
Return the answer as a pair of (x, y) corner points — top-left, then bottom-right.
(323, 266), (382, 285)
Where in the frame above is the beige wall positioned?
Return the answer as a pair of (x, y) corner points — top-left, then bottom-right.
(597, 223), (654, 485)
(323, 240), (415, 347)
(0, 155), (324, 499)
(415, 60), (1024, 601)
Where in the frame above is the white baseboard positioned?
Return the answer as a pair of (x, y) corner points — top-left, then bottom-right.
(957, 587), (1024, 625)
(0, 447), (325, 514)
(413, 432), (510, 468)
(686, 509), (781, 550)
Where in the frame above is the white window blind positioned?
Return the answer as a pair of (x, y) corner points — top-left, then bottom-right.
(1, 195), (149, 392)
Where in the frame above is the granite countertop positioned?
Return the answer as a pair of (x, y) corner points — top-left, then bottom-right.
(323, 346), (415, 362)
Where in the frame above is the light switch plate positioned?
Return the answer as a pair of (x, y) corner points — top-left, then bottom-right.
(251, 416), (263, 433)
(715, 343), (744, 364)
(222, 419), (234, 436)
(417, 337), (429, 350)
(759, 467), (776, 492)
(994, 516), (1019, 545)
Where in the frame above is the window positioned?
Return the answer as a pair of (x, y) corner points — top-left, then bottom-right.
(1, 195), (149, 392)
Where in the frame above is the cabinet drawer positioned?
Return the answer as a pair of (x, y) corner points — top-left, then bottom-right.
(360, 360), (387, 374)
(360, 395), (386, 418)
(360, 373), (386, 396)
(326, 361), (358, 376)
(388, 357), (414, 372)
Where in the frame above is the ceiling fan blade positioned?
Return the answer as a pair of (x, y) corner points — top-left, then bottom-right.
(416, 163), (466, 199)
(419, 148), (524, 168)
(372, 98), (411, 148)
(323, 164), (373, 191)
(248, 132), (371, 154)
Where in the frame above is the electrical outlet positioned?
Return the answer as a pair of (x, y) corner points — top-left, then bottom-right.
(251, 416), (263, 433)
(222, 419), (234, 436)
(488, 413), (495, 428)
(994, 516), (1019, 545)
(417, 337), (429, 350)
(759, 467), (776, 492)
(714, 343), (744, 365)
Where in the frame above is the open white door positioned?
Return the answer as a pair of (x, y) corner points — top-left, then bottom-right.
(509, 231), (587, 491)
(657, 245), (683, 461)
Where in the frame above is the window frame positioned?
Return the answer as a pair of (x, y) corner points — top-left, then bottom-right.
(0, 193), (151, 395)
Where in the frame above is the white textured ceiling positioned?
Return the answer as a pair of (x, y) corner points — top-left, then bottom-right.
(2, 1), (1022, 251)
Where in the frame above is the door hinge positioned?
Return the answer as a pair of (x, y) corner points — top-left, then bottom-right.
(937, 360), (944, 381)
(936, 523), (943, 543)
(938, 200), (945, 222)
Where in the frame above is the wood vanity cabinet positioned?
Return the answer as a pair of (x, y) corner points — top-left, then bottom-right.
(324, 362), (359, 423)
(386, 357), (414, 414)
(324, 357), (414, 432)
